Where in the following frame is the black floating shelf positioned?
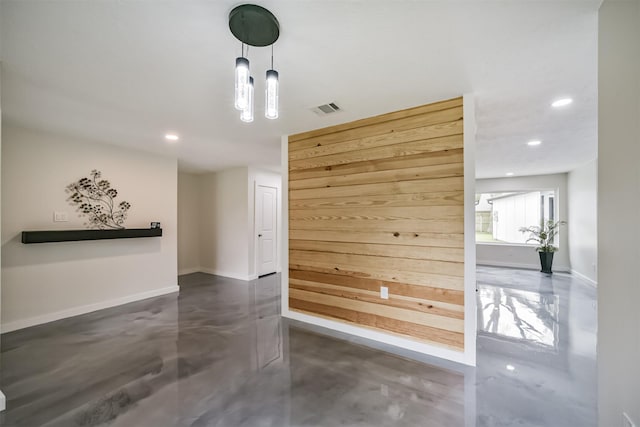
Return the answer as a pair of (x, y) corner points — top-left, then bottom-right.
(22, 228), (163, 244)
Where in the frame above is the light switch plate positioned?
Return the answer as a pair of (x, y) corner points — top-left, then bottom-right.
(380, 286), (389, 299)
(53, 211), (69, 222)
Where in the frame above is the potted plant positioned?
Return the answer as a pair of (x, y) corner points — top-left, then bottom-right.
(519, 220), (566, 274)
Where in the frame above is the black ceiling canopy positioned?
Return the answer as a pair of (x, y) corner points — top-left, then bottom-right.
(229, 4), (280, 47)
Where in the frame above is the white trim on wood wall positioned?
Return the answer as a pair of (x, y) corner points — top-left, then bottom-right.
(285, 310), (470, 365)
(1, 285), (179, 334)
(280, 135), (290, 314)
(462, 93), (478, 367)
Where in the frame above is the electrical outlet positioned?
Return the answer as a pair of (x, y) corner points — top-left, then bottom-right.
(623, 412), (636, 427)
(380, 286), (389, 299)
(53, 211), (69, 222)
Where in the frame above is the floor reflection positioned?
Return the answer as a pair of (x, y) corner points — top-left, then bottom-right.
(252, 275), (283, 370)
(478, 286), (559, 349)
(0, 267), (596, 427)
(475, 266), (597, 427)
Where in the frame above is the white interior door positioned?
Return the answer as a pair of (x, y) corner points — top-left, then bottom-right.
(256, 185), (277, 276)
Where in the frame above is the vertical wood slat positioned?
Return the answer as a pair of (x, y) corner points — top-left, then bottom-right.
(288, 96), (465, 351)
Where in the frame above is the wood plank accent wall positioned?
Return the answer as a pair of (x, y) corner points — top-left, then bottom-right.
(288, 97), (465, 351)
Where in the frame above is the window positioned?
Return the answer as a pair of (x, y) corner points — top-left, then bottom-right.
(475, 191), (556, 244)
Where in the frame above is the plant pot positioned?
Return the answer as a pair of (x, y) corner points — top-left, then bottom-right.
(539, 252), (554, 274)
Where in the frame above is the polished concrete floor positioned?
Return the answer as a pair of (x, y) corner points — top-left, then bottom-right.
(0, 267), (597, 426)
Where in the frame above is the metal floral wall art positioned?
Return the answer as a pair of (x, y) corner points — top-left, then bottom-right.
(66, 170), (132, 229)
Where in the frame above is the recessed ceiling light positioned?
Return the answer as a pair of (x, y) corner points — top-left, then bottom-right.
(551, 98), (573, 108)
(165, 133), (179, 141)
(527, 140), (542, 146)
(506, 364), (515, 371)
(506, 172), (514, 177)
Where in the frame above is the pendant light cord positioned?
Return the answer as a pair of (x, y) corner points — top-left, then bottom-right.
(271, 44), (274, 69)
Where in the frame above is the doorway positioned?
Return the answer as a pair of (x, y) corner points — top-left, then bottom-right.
(255, 185), (277, 277)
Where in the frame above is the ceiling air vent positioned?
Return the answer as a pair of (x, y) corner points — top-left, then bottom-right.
(311, 102), (342, 116)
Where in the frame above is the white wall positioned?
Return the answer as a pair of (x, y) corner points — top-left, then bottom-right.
(1, 125), (178, 332)
(567, 159), (598, 285)
(247, 167), (282, 279)
(199, 167), (250, 280)
(476, 173), (570, 272)
(598, 1), (640, 426)
(177, 167), (282, 281)
(177, 172), (201, 275)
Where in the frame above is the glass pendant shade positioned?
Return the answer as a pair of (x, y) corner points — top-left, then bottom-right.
(240, 76), (254, 123)
(265, 69), (279, 119)
(229, 5), (280, 122)
(234, 57), (250, 110)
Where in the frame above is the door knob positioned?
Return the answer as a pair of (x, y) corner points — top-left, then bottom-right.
(258, 234), (262, 237)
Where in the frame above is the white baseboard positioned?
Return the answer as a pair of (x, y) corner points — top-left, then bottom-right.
(178, 267), (202, 276)
(198, 268), (251, 281)
(478, 260), (571, 273)
(571, 269), (598, 287)
(1, 285), (179, 334)
(0, 390), (5, 412)
(283, 309), (473, 366)
(177, 267), (253, 281)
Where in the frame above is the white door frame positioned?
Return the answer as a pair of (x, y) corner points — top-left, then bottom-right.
(254, 183), (278, 278)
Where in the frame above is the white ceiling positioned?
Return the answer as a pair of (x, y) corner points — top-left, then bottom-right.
(0, 0), (599, 178)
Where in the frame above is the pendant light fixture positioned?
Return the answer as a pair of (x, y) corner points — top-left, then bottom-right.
(229, 4), (280, 122)
(240, 77), (255, 123)
(265, 45), (279, 119)
(234, 44), (250, 111)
